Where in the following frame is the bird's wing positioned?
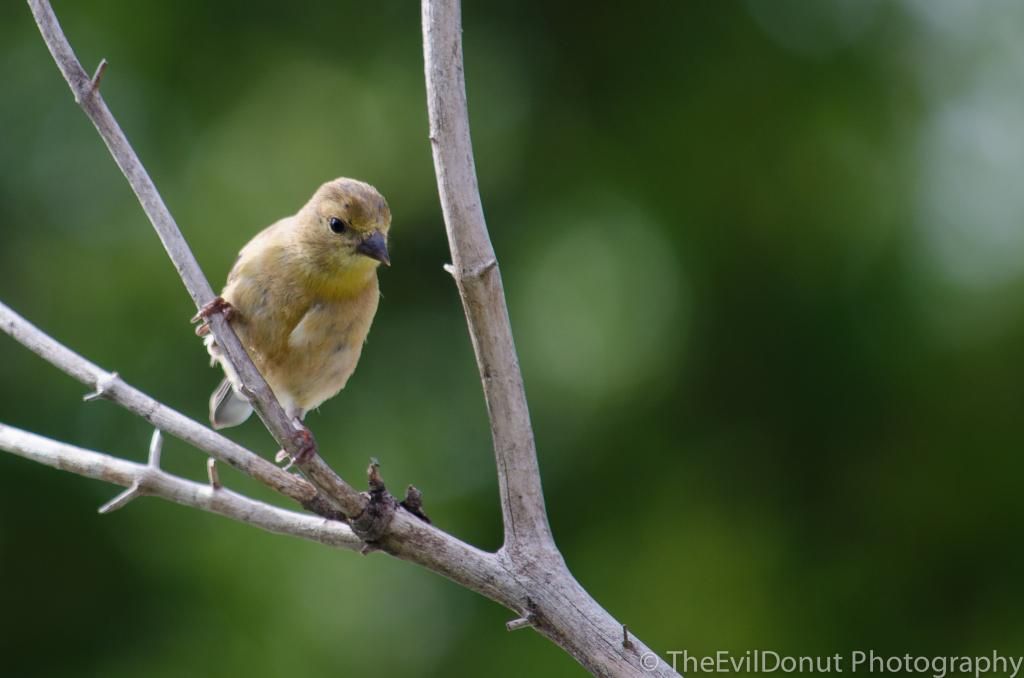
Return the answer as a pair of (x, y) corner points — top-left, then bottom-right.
(226, 217), (291, 286)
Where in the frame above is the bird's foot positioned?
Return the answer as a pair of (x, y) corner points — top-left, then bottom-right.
(191, 296), (236, 337)
(275, 424), (317, 470)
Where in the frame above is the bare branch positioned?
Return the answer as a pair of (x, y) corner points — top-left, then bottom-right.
(0, 304), (533, 651)
(26, 0), (367, 521)
(0, 424), (362, 551)
(422, 2), (679, 674)
(0, 300), (328, 512)
(422, 0), (554, 557)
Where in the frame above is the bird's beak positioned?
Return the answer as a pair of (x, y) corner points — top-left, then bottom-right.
(356, 230), (390, 266)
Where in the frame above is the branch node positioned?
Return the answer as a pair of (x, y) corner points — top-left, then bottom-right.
(472, 258), (498, 278)
(207, 457), (221, 490)
(300, 496), (346, 521)
(506, 615), (535, 632)
(622, 624), (634, 650)
(147, 428), (163, 467)
(98, 481), (142, 514)
(349, 458), (396, 542)
(367, 457), (385, 493)
(400, 484), (431, 523)
(444, 259), (498, 282)
(82, 371), (119, 402)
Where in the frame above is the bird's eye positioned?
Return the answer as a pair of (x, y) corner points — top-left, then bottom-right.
(329, 217), (348, 234)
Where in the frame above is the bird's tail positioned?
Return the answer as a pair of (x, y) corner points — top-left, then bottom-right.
(210, 378), (254, 429)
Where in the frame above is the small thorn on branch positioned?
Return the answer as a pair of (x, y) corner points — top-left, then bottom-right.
(442, 259), (497, 281)
(90, 58), (108, 91)
(506, 615), (534, 632)
(72, 58), (107, 104)
(623, 624), (634, 650)
(473, 258), (498, 278)
(401, 484), (431, 523)
(82, 371), (118, 402)
(207, 458), (221, 490)
(147, 429), (163, 467)
(98, 481), (142, 514)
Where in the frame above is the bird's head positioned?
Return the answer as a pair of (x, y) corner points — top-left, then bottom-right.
(297, 178), (391, 285)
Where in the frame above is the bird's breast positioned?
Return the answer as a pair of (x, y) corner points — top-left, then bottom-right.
(264, 287), (379, 414)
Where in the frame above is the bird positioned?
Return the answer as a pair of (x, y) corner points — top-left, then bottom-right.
(194, 177), (391, 452)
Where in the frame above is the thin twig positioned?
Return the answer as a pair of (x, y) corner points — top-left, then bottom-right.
(98, 428), (163, 514)
(207, 458), (222, 490)
(97, 482), (143, 514)
(506, 616), (534, 632)
(26, 0), (366, 522)
(147, 428), (163, 466)
(0, 423), (362, 551)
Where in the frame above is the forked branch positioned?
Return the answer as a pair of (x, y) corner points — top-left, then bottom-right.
(0, 300), (324, 511)
(421, 1), (677, 674)
(4, 0), (681, 675)
(0, 423), (361, 550)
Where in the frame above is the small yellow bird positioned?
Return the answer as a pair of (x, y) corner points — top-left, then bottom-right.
(196, 177), (391, 435)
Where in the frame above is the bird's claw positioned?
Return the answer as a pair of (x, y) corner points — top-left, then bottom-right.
(191, 296), (236, 336)
(277, 426), (317, 470)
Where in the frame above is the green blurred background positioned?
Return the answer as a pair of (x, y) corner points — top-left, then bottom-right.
(2, 1), (1023, 676)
